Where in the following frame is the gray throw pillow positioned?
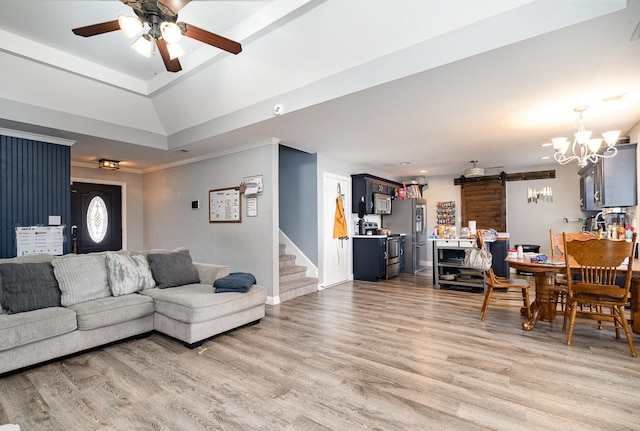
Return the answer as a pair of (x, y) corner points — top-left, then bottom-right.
(147, 252), (200, 289)
(0, 262), (61, 313)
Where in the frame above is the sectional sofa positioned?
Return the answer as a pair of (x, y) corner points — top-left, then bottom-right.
(0, 248), (267, 375)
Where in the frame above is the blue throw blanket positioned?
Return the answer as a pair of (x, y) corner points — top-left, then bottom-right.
(213, 272), (256, 293)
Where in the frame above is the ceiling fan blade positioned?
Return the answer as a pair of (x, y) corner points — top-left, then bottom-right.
(158, 0), (192, 14)
(184, 23), (242, 55)
(72, 20), (120, 37)
(156, 39), (182, 73)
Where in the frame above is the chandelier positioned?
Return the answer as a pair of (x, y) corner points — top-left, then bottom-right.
(552, 106), (620, 168)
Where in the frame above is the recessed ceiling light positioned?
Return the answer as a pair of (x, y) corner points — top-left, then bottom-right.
(419, 169), (427, 173)
(400, 161), (410, 165)
(541, 142), (552, 147)
(540, 156), (551, 160)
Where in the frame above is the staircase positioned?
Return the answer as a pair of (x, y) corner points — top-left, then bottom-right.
(279, 243), (318, 302)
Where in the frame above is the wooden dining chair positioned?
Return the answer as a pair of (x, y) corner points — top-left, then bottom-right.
(549, 229), (602, 310)
(562, 232), (637, 357)
(479, 235), (532, 321)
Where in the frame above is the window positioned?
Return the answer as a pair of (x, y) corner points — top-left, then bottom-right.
(87, 196), (108, 243)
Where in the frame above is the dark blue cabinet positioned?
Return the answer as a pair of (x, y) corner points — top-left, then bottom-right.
(353, 237), (386, 281)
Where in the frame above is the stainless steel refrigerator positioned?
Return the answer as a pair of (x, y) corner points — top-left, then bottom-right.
(382, 198), (427, 273)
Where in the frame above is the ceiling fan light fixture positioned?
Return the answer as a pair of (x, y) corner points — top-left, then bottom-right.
(167, 42), (185, 60)
(131, 34), (153, 57)
(118, 14), (143, 38)
(161, 22), (182, 44)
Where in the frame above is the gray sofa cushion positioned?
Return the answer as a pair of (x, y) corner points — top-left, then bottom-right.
(0, 262), (61, 313)
(0, 253), (55, 312)
(68, 294), (154, 331)
(147, 252), (200, 289)
(141, 283), (266, 324)
(52, 254), (111, 306)
(0, 307), (77, 351)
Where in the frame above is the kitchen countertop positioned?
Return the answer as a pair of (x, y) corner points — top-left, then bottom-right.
(353, 233), (406, 238)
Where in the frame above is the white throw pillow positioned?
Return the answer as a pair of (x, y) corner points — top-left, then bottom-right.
(106, 251), (156, 296)
(52, 254), (111, 306)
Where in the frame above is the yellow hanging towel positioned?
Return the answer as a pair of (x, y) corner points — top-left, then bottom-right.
(333, 195), (348, 239)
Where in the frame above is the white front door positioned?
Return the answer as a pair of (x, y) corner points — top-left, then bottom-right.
(322, 172), (351, 288)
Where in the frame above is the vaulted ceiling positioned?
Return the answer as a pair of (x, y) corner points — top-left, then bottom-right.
(1, 0), (639, 178)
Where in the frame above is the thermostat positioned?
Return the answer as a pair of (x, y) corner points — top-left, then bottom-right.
(191, 200), (200, 209)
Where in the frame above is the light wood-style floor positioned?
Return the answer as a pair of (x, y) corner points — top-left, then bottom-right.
(2, 274), (640, 430)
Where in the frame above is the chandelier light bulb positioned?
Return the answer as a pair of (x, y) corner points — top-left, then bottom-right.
(602, 130), (621, 146)
(552, 137), (569, 154)
(574, 130), (592, 145)
(118, 15), (143, 38)
(587, 138), (602, 153)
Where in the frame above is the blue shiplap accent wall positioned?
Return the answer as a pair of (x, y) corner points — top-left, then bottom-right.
(279, 145), (318, 265)
(0, 136), (70, 258)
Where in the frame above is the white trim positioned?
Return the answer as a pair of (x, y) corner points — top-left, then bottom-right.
(266, 295), (280, 305)
(70, 177), (128, 251)
(0, 127), (75, 146)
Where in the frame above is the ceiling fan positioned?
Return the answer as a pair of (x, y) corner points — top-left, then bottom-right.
(72, 0), (242, 73)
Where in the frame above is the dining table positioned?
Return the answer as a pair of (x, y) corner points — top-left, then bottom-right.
(505, 257), (566, 331)
(506, 255), (640, 332)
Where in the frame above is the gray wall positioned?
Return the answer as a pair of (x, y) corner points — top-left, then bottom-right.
(70, 165), (145, 252)
(142, 144), (279, 297)
(279, 145), (318, 264)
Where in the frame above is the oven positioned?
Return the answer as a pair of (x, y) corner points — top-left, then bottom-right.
(386, 235), (400, 279)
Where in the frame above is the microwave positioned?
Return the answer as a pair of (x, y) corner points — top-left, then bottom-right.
(373, 193), (392, 214)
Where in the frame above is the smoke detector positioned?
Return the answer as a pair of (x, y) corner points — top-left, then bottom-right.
(464, 160), (485, 177)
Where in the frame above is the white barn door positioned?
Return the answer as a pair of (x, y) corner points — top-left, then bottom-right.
(322, 172), (351, 288)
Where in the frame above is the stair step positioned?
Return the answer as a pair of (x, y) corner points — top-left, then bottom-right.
(279, 243), (286, 256)
(279, 254), (296, 268)
(280, 265), (308, 282)
(279, 277), (319, 302)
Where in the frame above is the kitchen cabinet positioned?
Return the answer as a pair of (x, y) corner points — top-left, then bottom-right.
(353, 237), (387, 281)
(584, 143), (637, 208)
(579, 165), (598, 211)
(351, 174), (402, 214)
(433, 239), (487, 292)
